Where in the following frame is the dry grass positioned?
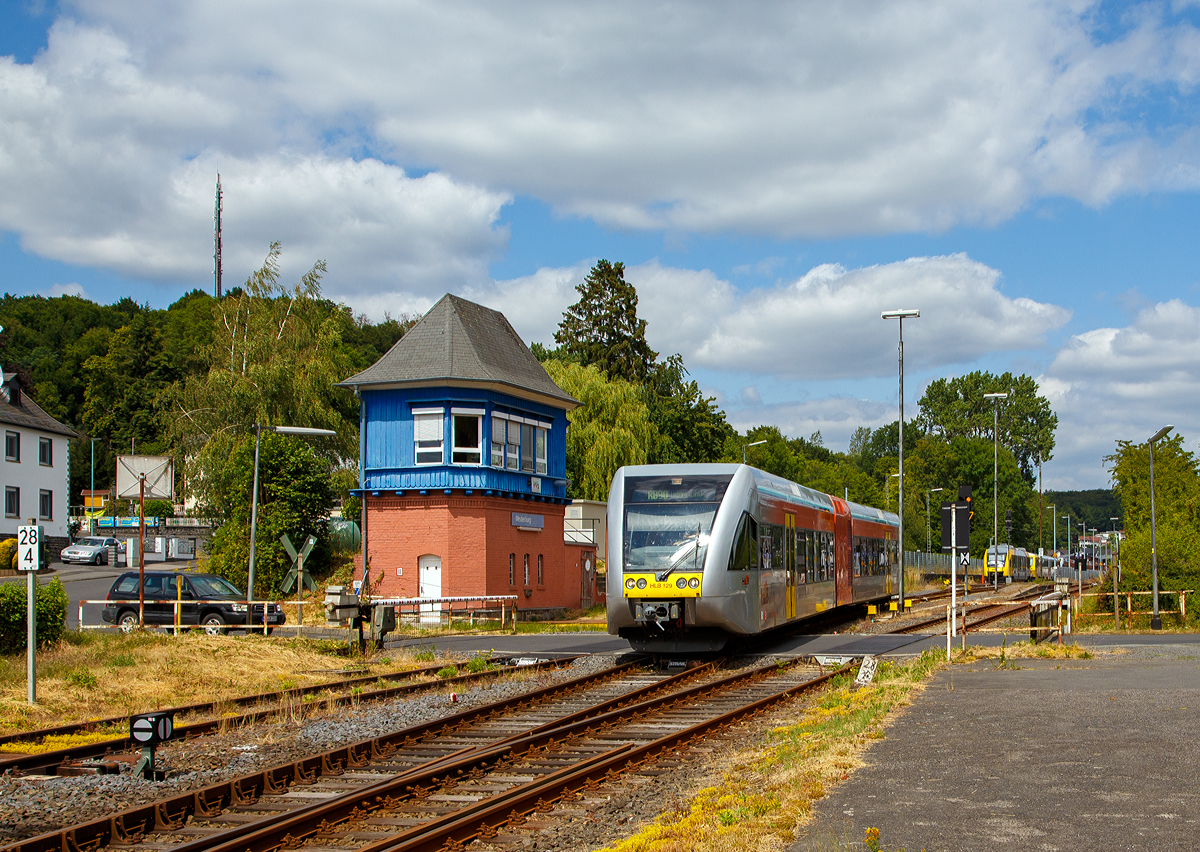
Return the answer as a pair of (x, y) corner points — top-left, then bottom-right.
(0, 631), (437, 735)
(952, 639), (1093, 662)
(596, 653), (942, 852)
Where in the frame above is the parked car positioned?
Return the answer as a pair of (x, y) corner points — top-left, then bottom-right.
(60, 537), (127, 565)
(100, 571), (286, 634)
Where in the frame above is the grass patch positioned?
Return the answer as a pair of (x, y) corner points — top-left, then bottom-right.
(597, 653), (942, 852)
(953, 640), (1093, 662)
(0, 632), (460, 735)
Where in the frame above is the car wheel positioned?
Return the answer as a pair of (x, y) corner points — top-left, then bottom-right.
(118, 611), (139, 634)
(201, 614), (227, 636)
(92, 553), (102, 566)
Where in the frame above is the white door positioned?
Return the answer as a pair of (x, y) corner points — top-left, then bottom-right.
(418, 555), (442, 625)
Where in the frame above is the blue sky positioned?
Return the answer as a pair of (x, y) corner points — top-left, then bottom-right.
(3, 0), (1200, 489)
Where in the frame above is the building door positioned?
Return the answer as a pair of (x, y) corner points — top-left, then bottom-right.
(580, 550), (596, 609)
(418, 555), (442, 625)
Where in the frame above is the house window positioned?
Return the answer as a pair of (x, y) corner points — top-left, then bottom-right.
(537, 554), (543, 586)
(491, 418), (506, 467)
(413, 409), (444, 465)
(506, 421), (519, 470)
(4, 487), (17, 518)
(523, 554), (530, 587)
(451, 410), (483, 464)
(520, 424), (535, 472)
(535, 427), (547, 475)
(4, 431), (18, 462)
(509, 553), (515, 586)
(39, 437), (52, 467)
(39, 490), (52, 521)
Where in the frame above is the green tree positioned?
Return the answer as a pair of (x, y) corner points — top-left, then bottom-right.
(554, 260), (658, 383)
(917, 371), (1057, 479)
(206, 433), (335, 592)
(644, 355), (733, 464)
(543, 360), (655, 501)
(168, 243), (359, 508)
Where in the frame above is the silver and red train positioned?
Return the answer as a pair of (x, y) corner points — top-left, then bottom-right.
(606, 463), (900, 653)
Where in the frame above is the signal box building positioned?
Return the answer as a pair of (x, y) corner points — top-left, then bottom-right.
(340, 294), (599, 615)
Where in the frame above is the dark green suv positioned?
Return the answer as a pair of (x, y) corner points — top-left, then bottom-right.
(100, 571), (285, 634)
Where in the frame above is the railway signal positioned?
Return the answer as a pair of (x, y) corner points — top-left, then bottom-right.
(130, 710), (176, 780)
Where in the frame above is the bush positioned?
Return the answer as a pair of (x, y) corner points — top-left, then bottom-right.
(0, 577), (69, 654)
(0, 539), (15, 571)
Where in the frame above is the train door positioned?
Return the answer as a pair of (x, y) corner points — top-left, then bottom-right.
(831, 499), (852, 605)
(785, 513), (796, 619)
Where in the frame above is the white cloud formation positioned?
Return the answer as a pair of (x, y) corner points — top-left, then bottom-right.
(0, 21), (510, 296)
(2, 1), (1200, 290)
(35, 282), (88, 299)
(726, 397), (894, 454)
(482, 253), (1068, 382)
(1038, 299), (1200, 488)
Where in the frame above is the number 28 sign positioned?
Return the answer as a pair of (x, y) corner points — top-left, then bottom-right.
(16, 526), (39, 573)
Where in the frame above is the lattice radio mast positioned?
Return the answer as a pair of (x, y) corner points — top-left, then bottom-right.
(213, 174), (223, 298)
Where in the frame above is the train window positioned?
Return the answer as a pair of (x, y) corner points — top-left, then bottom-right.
(796, 529), (806, 582)
(728, 512), (758, 572)
(768, 525), (783, 571)
(626, 500), (722, 574)
(805, 530), (816, 584)
(852, 537), (861, 577)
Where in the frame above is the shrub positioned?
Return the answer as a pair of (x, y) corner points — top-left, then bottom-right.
(436, 666), (458, 679)
(0, 577), (69, 654)
(0, 540), (15, 571)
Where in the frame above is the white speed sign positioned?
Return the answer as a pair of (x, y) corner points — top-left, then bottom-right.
(16, 526), (39, 573)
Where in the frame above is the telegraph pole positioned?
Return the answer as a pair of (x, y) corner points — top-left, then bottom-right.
(214, 175), (223, 298)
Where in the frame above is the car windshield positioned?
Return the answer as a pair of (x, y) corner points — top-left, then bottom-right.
(189, 575), (242, 597)
(80, 539), (105, 547)
(624, 503), (720, 575)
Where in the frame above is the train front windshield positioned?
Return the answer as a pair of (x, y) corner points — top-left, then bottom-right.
(623, 475), (732, 575)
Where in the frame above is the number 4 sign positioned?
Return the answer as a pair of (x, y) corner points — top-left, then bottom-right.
(16, 526), (39, 573)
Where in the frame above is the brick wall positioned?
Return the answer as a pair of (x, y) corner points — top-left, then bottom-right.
(362, 494), (573, 610)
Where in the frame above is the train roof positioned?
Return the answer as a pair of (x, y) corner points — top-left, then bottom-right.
(614, 463), (898, 524)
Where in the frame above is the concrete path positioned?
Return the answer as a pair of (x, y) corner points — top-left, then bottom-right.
(794, 647), (1200, 852)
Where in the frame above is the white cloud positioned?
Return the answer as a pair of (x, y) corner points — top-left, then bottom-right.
(0, 22), (510, 296)
(1039, 299), (1200, 489)
(36, 282), (89, 299)
(3, 1), (1200, 289)
(643, 254), (1070, 380)
(727, 397), (893, 452)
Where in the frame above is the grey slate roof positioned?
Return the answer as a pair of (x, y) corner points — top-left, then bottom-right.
(338, 294), (579, 409)
(0, 374), (79, 439)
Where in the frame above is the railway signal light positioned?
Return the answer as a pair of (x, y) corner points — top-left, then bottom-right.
(130, 711), (175, 780)
(959, 486), (973, 524)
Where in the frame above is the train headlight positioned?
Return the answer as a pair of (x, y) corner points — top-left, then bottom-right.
(688, 577), (700, 589)
(676, 577), (687, 589)
(636, 578), (647, 590)
(625, 578), (636, 590)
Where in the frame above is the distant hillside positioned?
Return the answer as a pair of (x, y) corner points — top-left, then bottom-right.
(1045, 488), (1122, 532)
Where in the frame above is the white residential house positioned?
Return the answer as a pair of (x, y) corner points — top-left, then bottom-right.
(0, 371), (77, 544)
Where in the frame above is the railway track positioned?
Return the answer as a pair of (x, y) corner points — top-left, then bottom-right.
(4, 656), (849, 852)
(888, 583), (1054, 635)
(0, 656), (580, 776)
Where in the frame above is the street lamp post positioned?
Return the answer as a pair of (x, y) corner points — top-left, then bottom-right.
(882, 308), (919, 611)
(1110, 516), (1120, 583)
(983, 392), (1008, 589)
(1062, 514), (1070, 581)
(248, 424), (337, 627)
(886, 472), (899, 513)
(1049, 504), (1056, 557)
(926, 487), (944, 552)
(1148, 425), (1173, 630)
(742, 440), (767, 465)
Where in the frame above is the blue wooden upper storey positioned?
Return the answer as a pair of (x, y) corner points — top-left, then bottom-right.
(360, 385), (570, 499)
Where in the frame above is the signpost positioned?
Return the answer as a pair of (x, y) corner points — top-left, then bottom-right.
(280, 533), (317, 636)
(116, 455), (175, 627)
(941, 486), (972, 639)
(16, 524), (39, 704)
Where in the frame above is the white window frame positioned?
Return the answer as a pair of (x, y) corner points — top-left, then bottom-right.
(412, 408), (445, 466)
(450, 408), (485, 465)
(505, 419), (520, 470)
(535, 425), (549, 475)
(39, 489), (52, 521)
(39, 437), (52, 467)
(4, 486), (17, 518)
(523, 554), (530, 587)
(4, 431), (18, 463)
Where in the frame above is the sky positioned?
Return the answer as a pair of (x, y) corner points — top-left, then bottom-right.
(2, 0), (1200, 490)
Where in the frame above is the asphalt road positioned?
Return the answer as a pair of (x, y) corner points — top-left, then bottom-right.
(794, 650), (1200, 852)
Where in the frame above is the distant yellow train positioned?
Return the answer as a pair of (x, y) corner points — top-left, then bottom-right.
(984, 544), (1035, 582)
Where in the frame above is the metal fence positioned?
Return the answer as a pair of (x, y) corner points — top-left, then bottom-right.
(904, 551), (985, 575)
